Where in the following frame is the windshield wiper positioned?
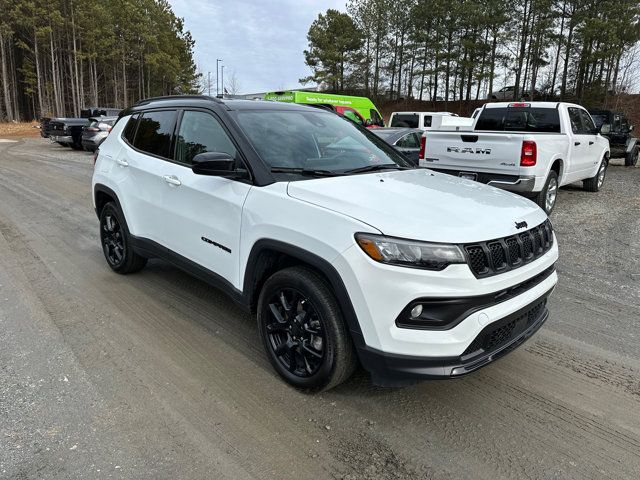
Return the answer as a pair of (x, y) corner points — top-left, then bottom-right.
(270, 167), (344, 177)
(343, 164), (406, 174)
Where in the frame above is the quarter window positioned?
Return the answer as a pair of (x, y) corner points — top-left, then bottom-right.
(123, 113), (140, 143)
(423, 116), (432, 127)
(175, 110), (237, 164)
(133, 110), (177, 158)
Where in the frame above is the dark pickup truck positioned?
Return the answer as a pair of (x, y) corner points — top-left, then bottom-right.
(49, 118), (91, 149)
(589, 109), (638, 166)
(48, 107), (122, 150)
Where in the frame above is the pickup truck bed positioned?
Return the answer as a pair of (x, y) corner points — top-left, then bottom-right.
(420, 102), (610, 213)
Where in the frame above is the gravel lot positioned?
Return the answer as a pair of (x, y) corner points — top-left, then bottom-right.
(1, 138), (639, 480)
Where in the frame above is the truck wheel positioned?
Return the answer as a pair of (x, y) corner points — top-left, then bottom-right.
(583, 158), (607, 192)
(257, 266), (357, 392)
(99, 202), (147, 274)
(625, 147), (638, 167)
(534, 171), (558, 214)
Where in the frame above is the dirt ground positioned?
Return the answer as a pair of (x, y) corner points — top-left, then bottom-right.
(1, 138), (639, 480)
(0, 122), (41, 139)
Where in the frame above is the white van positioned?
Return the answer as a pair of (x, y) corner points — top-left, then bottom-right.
(389, 111), (457, 131)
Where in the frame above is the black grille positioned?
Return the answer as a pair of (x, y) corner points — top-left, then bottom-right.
(462, 297), (548, 357)
(464, 220), (554, 278)
(466, 245), (489, 275)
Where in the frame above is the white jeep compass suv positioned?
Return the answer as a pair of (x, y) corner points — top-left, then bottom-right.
(92, 95), (558, 391)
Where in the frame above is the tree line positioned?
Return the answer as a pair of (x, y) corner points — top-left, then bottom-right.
(302, 0), (640, 106)
(0, 0), (199, 121)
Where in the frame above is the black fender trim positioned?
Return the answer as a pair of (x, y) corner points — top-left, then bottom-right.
(93, 184), (122, 219)
(243, 239), (366, 349)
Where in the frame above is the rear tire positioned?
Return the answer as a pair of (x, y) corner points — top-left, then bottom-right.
(99, 202), (147, 274)
(533, 170), (558, 214)
(257, 266), (357, 392)
(583, 158), (607, 192)
(625, 147), (638, 167)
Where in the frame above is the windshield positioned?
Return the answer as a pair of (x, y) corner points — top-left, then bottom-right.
(234, 109), (413, 178)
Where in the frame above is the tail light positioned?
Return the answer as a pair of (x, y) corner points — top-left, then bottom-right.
(86, 127), (100, 132)
(107, 126), (112, 133)
(520, 140), (537, 166)
(419, 136), (426, 160)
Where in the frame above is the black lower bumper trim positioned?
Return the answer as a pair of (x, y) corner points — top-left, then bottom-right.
(358, 288), (552, 387)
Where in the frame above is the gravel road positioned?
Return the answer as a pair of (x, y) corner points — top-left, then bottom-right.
(1, 138), (639, 480)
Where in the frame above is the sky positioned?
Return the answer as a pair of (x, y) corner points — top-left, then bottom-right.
(168, 0), (347, 94)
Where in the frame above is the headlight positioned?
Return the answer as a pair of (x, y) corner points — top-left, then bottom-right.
(355, 233), (466, 270)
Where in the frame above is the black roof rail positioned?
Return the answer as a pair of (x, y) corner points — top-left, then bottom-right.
(134, 95), (223, 106)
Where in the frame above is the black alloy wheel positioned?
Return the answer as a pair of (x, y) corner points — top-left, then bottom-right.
(257, 266), (357, 391)
(265, 287), (326, 377)
(99, 202), (147, 274)
(101, 211), (125, 267)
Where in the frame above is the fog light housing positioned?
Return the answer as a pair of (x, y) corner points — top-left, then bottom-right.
(410, 304), (423, 318)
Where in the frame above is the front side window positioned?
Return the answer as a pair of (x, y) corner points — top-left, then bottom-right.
(567, 108), (583, 134)
(578, 109), (596, 134)
(176, 110), (237, 164)
(396, 132), (420, 148)
(234, 109), (413, 178)
(370, 109), (384, 126)
(133, 110), (177, 158)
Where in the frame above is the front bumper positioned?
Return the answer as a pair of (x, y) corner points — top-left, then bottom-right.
(358, 287), (551, 386)
(428, 168), (536, 193)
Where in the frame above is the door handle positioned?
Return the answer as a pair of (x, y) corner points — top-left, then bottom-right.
(163, 175), (182, 187)
(574, 142), (581, 146)
(589, 141), (594, 145)
(115, 158), (129, 167)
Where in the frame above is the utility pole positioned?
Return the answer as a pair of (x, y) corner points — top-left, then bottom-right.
(221, 65), (225, 96)
(207, 71), (211, 96)
(216, 59), (222, 95)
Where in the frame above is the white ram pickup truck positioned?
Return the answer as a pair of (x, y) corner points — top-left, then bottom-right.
(419, 102), (610, 213)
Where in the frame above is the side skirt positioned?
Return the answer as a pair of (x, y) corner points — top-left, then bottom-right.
(130, 235), (249, 311)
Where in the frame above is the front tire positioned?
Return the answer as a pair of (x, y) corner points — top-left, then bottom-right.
(583, 158), (607, 192)
(257, 266), (357, 391)
(534, 170), (559, 214)
(99, 202), (147, 274)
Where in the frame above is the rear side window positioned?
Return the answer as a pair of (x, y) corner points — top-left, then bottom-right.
(175, 111), (237, 164)
(123, 114), (140, 143)
(133, 110), (177, 158)
(390, 114), (419, 128)
(475, 107), (561, 133)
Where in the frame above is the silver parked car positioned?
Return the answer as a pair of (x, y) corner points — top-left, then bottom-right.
(81, 116), (117, 152)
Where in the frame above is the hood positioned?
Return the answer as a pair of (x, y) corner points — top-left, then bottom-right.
(287, 169), (547, 243)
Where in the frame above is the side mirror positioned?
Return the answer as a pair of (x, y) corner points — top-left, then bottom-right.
(600, 123), (611, 135)
(191, 152), (248, 179)
(629, 125), (634, 133)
